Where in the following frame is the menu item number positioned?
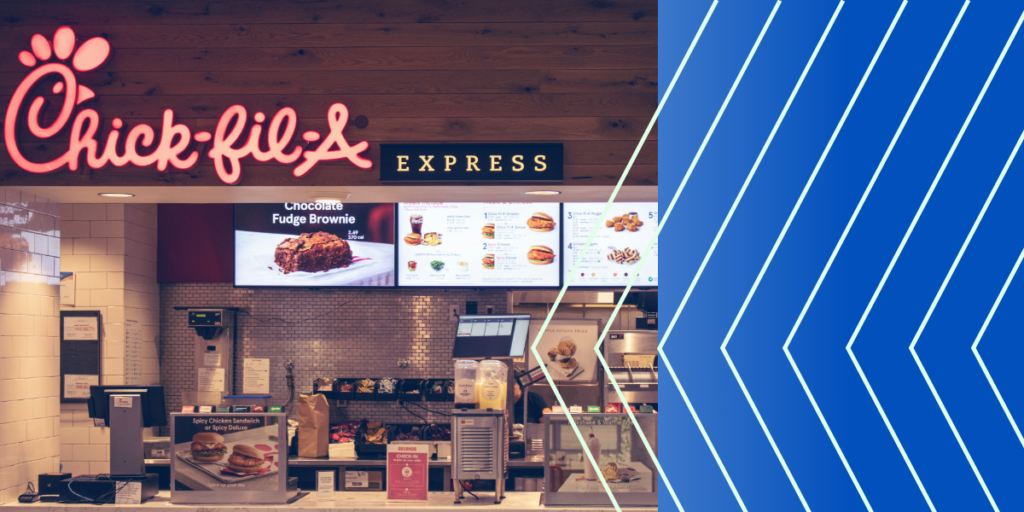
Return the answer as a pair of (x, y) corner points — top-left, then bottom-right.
(605, 212), (644, 232)
(482, 223), (495, 239)
(526, 212), (557, 232)
(527, 245), (556, 265)
(607, 247), (640, 265)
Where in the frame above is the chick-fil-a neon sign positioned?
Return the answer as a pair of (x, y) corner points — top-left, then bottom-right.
(4, 27), (371, 185)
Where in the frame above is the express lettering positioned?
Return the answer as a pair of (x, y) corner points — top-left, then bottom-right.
(5, 27), (372, 185)
(396, 154), (547, 173)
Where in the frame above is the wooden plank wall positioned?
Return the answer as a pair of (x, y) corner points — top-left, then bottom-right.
(0, 0), (657, 187)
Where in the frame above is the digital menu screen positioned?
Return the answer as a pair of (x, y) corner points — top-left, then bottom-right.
(562, 202), (658, 287)
(453, 314), (532, 358)
(234, 203), (396, 287)
(397, 203), (561, 288)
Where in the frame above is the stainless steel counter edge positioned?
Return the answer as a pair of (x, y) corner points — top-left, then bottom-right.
(145, 456), (546, 468)
(2, 491), (655, 511)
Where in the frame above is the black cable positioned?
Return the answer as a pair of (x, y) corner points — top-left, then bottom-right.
(400, 402), (428, 424)
(407, 400), (450, 417)
(236, 290), (367, 325)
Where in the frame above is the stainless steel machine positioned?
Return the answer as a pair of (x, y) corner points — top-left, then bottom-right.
(602, 330), (658, 410)
(178, 308), (235, 405)
(451, 409), (507, 504)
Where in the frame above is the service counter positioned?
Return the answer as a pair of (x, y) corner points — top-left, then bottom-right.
(2, 491), (653, 512)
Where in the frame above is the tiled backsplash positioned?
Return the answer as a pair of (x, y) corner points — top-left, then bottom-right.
(159, 283), (508, 431)
(0, 189), (61, 505)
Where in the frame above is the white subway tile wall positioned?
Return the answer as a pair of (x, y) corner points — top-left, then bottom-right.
(0, 188), (61, 505)
(159, 284), (508, 430)
(57, 204), (160, 485)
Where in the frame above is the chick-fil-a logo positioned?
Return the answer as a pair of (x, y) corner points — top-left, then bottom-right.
(5, 27), (371, 185)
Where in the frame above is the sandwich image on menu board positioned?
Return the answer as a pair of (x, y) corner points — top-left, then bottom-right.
(234, 203), (395, 287)
(398, 203), (560, 287)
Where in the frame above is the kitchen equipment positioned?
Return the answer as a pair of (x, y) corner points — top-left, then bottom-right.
(453, 360), (479, 405)
(602, 330), (658, 411)
(475, 360), (507, 410)
(451, 409), (506, 504)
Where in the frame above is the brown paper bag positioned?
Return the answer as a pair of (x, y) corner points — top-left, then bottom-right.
(297, 393), (329, 458)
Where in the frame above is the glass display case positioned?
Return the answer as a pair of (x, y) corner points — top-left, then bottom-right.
(543, 413), (658, 507)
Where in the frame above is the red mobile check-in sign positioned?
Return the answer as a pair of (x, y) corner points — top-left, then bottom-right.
(386, 444), (429, 502)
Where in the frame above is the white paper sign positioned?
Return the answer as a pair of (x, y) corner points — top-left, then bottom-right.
(115, 481), (141, 504)
(63, 316), (99, 341)
(203, 352), (222, 367)
(114, 396), (133, 408)
(345, 471), (368, 488)
(197, 367), (225, 392)
(317, 471), (335, 500)
(60, 272), (75, 305)
(63, 374), (99, 399)
(243, 358), (270, 394)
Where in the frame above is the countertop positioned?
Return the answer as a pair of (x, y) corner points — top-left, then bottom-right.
(145, 456), (546, 468)
(3, 491), (653, 511)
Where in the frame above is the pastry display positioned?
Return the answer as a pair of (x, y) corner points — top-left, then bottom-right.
(560, 358), (578, 370)
(274, 232), (353, 274)
(526, 212), (556, 232)
(527, 245), (555, 265)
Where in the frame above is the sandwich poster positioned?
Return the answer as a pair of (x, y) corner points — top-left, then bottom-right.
(397, 202), (560, 287)
(234, 203), (396, 287)
(527, 319), (600, 383)
(171, 415), (282, 491)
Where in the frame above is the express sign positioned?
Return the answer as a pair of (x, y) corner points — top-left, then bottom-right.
(4, 27), (372, 185)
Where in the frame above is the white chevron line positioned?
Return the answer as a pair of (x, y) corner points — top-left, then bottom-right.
(716, 3), (907, 511)
(780, 2), (969, 510)
(656, 3), (781, 510)
(908, 121), (1024, 512)
(973, 246), (1024, 451)
(846, 6), (1020, 512)
(527, 2), (720, 511)
(709, 4), (845, 511)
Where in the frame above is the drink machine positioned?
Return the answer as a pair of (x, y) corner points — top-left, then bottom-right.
(178, 308), (236, 405)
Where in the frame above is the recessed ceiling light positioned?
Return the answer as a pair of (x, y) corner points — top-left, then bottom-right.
(97, 193), (135, 198)
(525, 190), (561, 195)
(307, 190), (350, 203)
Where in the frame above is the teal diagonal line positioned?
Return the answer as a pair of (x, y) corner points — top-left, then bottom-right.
(712, 4), (905, 512)
(528, 2), (719, 511)
(908, 120), (1024, 512)
(845, 6), (1018, 512)
(654, 3), (782, 511)
(778, 2), (968, 510)
(972, 245), (1024, 451)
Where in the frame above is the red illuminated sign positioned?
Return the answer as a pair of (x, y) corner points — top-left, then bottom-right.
(5, 27), (371, 185)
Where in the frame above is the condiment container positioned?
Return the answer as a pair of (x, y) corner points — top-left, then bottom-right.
(476, 360), (508, 410)
(453, 360), (479, 405)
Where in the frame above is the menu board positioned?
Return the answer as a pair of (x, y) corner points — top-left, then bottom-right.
(397, 203), (560, 288)
(562, 203), (658, 287)
(234, 203), (396, 287)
